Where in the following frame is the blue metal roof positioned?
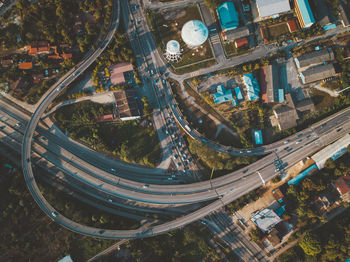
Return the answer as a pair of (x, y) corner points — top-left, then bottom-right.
(213, 85), (234, 104)
(254, 130), (263, 145)
(243, 73), (260, 101)
(288, 164), (318, 185)
(323, 23), (337, 30)
(296, 0), (315, 28)
(275, 205), (286, 216)
(232, 98), (238, 106)
(217, 2), (239, 31)
(278, 89), (284, 102)
(235, 87), (243, 100)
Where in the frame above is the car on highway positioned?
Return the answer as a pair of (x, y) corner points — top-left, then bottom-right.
(110, 168), (116, 172)
(51, 211), (58, 217)
(142, 184), (149, 189)
(108, 199), (113, 202)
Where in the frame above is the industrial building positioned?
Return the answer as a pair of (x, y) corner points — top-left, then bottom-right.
(260, 64), (284, 104)
(242, 73), (260, 101)
(181, 20), (208, 47)
(217, 2), (239, 31)
(300, 63), (336, 84)
(256, 0), (291, 19)
(311, 134), (350, 169)
(294, 47), (334, 69)
(294, 0), (315, 28)
(272, 93), (299, 130)
(114, 89), (141, 121)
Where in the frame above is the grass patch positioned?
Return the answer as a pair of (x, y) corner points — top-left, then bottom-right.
(310, 88), (335, 111)
(261, 23), (290, 42)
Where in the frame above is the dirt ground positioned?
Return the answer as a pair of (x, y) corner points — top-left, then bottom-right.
(236, 158), (315, 226)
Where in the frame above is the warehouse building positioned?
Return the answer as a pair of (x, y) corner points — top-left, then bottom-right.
(272, 93), (299, 130)
(114, 89), (140, 121)
(294, 47), (334, 69)
(312, 134), (350, 169)
(256, 0), (291, 19)
(294, 0), (315, 28)
(300, 63), (336, 84)
(217, 2), (239, 31)
(260, 64), (284, 104)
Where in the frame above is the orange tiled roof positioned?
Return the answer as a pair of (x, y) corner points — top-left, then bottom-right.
(19, 62), (33, 69)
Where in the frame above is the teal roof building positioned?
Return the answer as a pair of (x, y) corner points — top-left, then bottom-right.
(235, 87), (243, 100)
(295, 0), (315, 28)
(213, 85), (237, 106)
(243, 73), (260, 101)
(253, 130), (263, 145)
(217, 2), (239, 31)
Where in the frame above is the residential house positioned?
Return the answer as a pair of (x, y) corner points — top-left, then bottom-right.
(234, 37), (249, 48)
(95, 114), (115, 123)
(109, 62), (134, 86)
(334, 175), (350, 202)
(222, 26), (250, 42)
(19, 62), (33, 70)
(28, 41), (50, 55)
(1, 59), (13, 68)
(212, 85), (237, 106)
(251, 208), (282, 233)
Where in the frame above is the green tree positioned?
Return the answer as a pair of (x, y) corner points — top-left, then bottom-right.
(203, 0), (218, 9)
(299, 232), (322, 256)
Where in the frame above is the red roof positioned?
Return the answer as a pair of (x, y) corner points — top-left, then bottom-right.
(287, 20), (298, 33)
(95, 114), (115, 122)
(334, 175), (350, 195)
(234, 37), (248, 48)
(28, 41), (50, 55)
(19, 62), (33, 69)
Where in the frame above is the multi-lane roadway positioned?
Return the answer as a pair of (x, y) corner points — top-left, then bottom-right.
(12, 0), (350, 241)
